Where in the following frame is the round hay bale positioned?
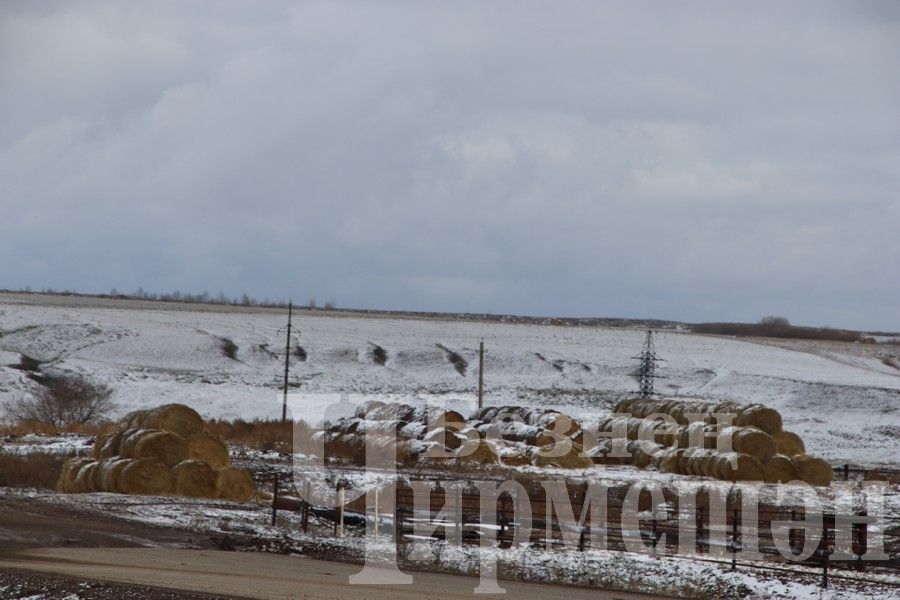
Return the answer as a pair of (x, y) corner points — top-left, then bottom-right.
(424, 427), (462, 451)
(431, 410), (466, 427)
(736, 404), (782, 436)
(531, 440), (592, 469)
(120, 409), (148, 430)
(773, 431), (805, 457)
(764, 454), (799, 484)
(74, 461), (100, 493)
(187, 431), (230, 469)
(722, 427), (775, 463)
(172, 460), (218, 498)
(355, 400), (386, 419)
(57, 457), (93, 492)
(627, 440), (662, 469)
(368, 403), (415, 423)
(710, 454), (734, 480)
(474, 405), (500, 423)
(142, 404), (205, 438)
(119, 459), (173, 495)
(98, 431), (124, 459)
(457, 439), (500, 466)
(721, 453), (765, 482)
(657, 448), (684, 474)
(334, 433), (366, 464)
(120, 428), (149, 458)
(92, 432), (115, 459)
(793, 454), (833, 487)
(100, 457), (132, 493)
(215, 466), (256, 501)
(133, 431), (189, 468)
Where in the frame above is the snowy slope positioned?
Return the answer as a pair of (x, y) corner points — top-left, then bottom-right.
(0, 293), (898, 466)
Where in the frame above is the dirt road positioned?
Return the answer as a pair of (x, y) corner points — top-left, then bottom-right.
(0, 547), (669, 599)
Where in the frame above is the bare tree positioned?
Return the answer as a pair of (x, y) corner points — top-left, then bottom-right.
(759, 316), (790, 327)
(10, 375), (115, 426)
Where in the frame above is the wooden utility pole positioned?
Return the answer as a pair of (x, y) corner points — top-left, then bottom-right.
(477, 338), (485, 409)
(281, 301), (292, 422)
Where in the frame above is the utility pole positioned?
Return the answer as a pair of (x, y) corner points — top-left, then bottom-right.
(281, 301), (292, 422)
(477, 338), (485, 409)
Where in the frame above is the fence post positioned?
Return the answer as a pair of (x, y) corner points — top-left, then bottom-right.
(271, 474), (280, 527)
(696, 506), (704, 554)
(302, 481), (310, 533)
(394, 485), (402, 545)
(374, 487), (380, 542)
(731, 508), (738, 570)
(789, 509), (798, 553)
(856, 508), (868, 572)
(821, 520), (829, 589)
(337, 485), (345, 537)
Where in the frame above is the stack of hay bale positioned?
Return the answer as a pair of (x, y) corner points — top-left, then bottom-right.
(318, 402), (591, 470)
(57, 404), (256, 501)
(609, 398), (832, 486)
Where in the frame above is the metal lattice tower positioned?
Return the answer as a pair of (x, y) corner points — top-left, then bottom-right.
(631, 330), (664, 398)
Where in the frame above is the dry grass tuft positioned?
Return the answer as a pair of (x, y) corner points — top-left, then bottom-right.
(0, 420), (117, 437)
(205, 418), (309, 453)
(0, 453), (66, 489)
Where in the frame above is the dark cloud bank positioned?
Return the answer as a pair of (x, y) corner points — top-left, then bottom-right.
(1, 1), (898, 329)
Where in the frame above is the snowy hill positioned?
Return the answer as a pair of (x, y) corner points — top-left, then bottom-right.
(1, 293), (897, 467)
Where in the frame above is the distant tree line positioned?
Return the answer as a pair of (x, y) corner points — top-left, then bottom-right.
(691, 316), (862, 342)
(3, 285), (336, 311)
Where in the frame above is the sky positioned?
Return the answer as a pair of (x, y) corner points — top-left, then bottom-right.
(1, 1), (898, 330)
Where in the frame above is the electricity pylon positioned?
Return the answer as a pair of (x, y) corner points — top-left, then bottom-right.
(631, 330), (664, 398)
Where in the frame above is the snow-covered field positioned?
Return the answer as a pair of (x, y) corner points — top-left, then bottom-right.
(1, 293), (898, 467)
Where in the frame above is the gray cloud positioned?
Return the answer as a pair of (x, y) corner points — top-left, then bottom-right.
(1, 1), (898, 329)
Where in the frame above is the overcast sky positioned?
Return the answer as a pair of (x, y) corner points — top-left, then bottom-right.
(1, 1), (898, 329)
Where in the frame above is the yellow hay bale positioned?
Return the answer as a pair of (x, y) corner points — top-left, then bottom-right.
(57, 457), (93, 492)
(172, 460), (218, 498)
(720, 426), (776, 463)
(735, 404), (782, 436)
(720, 452), (765, 482)
(97, 431), (124, 459)
(215, 466), (256, 501)
(120, 409), (148, 430)
(142, 404), (205, 438)
(100, 457), (133, 493)
(120, 428), (148, 457)
(74, 461), (100, 493)
(656, 448), (684, 474)
(626, 440), (663, 469)
(495, 442), (531, 467)
(187, 431), (230, 469)
(119, 459), (173, 495)
(432, 410), (466, 427)
(793, 454), (833, 487)
(710, 454), (734, 480)
(765, 454), (799, 484)
(521, 429), (553, 447)
(773, 431), (805, 457)
(531, 440), (592, 469)
(92, 432), (114, 459)
(424, 427), (463, 451)
(133, 431), (189, 468)
(457, 439), (500, 466)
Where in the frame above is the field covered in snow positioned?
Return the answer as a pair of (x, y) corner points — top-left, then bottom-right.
(0, 293), (898, 467)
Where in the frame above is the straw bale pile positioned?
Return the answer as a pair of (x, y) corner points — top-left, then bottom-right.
(58, 403), (255, 501)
